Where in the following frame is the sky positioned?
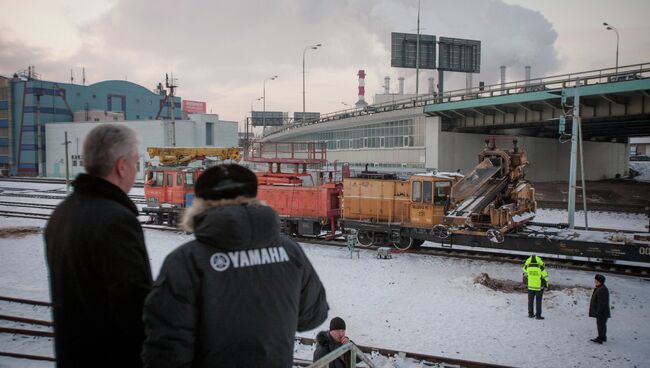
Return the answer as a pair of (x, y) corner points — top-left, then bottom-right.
(1, 0), (649, 127)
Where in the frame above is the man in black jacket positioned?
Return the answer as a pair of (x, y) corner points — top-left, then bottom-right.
(589, 274), (611, 344)
(44, 124), (153, 367)
(142, 164), (329, 368)
(313, 317), (353, 368)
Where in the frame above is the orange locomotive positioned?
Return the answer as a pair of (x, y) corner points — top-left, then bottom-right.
(143, 143), (345, 238)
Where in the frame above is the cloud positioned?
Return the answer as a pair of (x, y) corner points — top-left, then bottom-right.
(1, 0), (559, 122)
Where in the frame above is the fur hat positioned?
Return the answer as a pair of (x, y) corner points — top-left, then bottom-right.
(329, 317), (346, 331)
(595, 274), (606, 284)
(195, 164), (257, 200)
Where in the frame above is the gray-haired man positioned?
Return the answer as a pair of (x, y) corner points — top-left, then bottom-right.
(45, 124), (153, 368)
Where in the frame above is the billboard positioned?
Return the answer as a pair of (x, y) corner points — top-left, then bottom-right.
(391, 32), (436, 70)
(182, 100), (207, 114)
(293, 112), (320, 123)
(438, 37), (481, 73)
(251, 111), (286, 126)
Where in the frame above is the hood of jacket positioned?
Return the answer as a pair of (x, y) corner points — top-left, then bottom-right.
(182, 196), (281, 251)
(316, 331), (331, 346)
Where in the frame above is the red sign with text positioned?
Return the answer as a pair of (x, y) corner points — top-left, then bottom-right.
(182, 100), (207, 113)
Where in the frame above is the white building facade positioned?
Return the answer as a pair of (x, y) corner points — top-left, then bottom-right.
(44, 114), (239, 179)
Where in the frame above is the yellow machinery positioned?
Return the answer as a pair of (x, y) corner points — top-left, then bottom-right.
(146, 147), (241, 165)
(341, 138), (537, 248)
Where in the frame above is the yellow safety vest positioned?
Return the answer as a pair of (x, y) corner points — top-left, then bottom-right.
(523, 255), (549, 291)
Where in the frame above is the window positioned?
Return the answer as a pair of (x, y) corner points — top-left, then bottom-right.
(206, 122), (214, 145)
(185, 172), (195, 187)
(177, 173), (183, 186)
(152, 172), (164, 186)
(380, 137), (385, 147)
(167, 174), (173, 186)
(423, 181), (433, 204)
(412, 181), (422, 202)
(434, 181), (451, 205)
(72, 160), (77, 167)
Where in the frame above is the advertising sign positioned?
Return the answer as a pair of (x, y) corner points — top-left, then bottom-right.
(182, 100), (207, 114)
(391, 32), (436, 70)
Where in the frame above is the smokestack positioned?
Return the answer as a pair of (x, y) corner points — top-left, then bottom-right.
(71, 69), (74, 84)
(500, 65), (506, 90)
(355, 69), (368, 108)
(525, 65), (531, 86)
(428, 77), (435, 94)
(398, 77), (404, 95)
(384, 76), (390, 94)
(83, 67), (86, 85)
(466, 73), (473, 94)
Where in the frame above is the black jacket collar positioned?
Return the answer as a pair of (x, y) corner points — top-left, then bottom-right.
(72, 174), (138, 215)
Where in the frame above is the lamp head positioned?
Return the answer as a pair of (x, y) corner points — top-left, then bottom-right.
(603, 22), (608, 26)
(606, 26), (612, 30)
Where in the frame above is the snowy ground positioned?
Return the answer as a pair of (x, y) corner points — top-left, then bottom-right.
(1, 215), (649, 368)
(1, 180), (650, 367)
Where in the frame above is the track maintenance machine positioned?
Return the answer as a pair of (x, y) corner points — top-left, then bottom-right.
(143, 147), (241, 226)
(342, 138), (537, 249)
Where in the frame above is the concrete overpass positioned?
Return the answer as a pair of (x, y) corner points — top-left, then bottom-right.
(261, 63), (650, 181)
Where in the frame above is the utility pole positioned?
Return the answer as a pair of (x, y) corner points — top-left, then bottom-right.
(35, 90), (43, 177)
(567, 78), (580, 229)
(165, 73), (178, 146)
(415, 0), (421, 96)
(63, 132), (71, 194)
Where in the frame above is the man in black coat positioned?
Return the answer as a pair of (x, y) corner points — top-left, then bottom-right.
(141, 164), (329, 368)
(589, 274), (611, 344)
(44, 124), (153, 368)
(313, 317), (354, 368)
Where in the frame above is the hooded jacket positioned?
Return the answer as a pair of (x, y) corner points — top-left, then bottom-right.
(142, 198), (329, 368)
(44, 173), (153, 368)
(313, 331), (348, 368)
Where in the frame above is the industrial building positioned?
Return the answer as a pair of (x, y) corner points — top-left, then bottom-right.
(45, 114), (237, 179)
(0, 69), (182, 176)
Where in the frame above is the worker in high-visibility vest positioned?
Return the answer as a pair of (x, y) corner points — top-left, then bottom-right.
(522, 254), (549, 320)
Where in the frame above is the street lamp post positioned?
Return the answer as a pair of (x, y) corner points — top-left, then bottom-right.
(303, 43), (322, 124)
(247, 96), (263, 152)
(263, 75), (278, 129)
(603, 22), (619, 74)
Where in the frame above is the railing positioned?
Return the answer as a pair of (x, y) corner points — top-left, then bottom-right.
(263, 62), (650, 138)
(307, 342), (376, 368)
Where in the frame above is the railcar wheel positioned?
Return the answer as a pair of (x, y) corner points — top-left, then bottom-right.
(432, 225), (450, 239)
(392, 236), (414, 251)
(356, 231), (374, 248)
(486, 229), (505, 244)
(412, 239), (425, 248)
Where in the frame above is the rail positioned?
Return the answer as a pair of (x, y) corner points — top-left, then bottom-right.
(262, 62), (650, 138)
(307, 342), (375, 368)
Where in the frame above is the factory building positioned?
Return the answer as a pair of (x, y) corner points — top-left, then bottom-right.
(0, 69), (182, 176)
(45, 114), (238, 179)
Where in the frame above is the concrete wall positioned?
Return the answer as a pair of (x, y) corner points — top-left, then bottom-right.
(433, 128), (629, 182)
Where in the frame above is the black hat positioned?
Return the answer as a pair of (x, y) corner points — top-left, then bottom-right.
(195, 164), (257, 201)
(330, 317), (346, 331)
(595, 274), (606, 284)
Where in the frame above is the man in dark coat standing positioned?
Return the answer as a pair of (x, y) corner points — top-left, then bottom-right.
(313, 317), (353, 368)
(44, 124), (153, 367)
(141, 164), (329, 368)
(589, 274), (611, 344)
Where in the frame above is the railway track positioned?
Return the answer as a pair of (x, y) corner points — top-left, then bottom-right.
(0, 295), (507, 368)
(0, 192), (146, 204)
(0, 295), (55, 363)
(1, 206), (648, 277)
(0, 177), (145, 188)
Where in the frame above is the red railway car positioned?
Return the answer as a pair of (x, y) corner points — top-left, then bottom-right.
(251, 142), (344, 238)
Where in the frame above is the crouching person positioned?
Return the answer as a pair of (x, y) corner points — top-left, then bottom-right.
(142, 164), (329, 368)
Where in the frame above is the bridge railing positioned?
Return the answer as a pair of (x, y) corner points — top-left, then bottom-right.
(262, 62), (650, 138)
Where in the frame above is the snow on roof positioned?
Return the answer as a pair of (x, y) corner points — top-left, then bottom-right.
(412, 171), (464, 179)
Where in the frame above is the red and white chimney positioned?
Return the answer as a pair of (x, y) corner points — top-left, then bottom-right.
(355, 69), (368, 108)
